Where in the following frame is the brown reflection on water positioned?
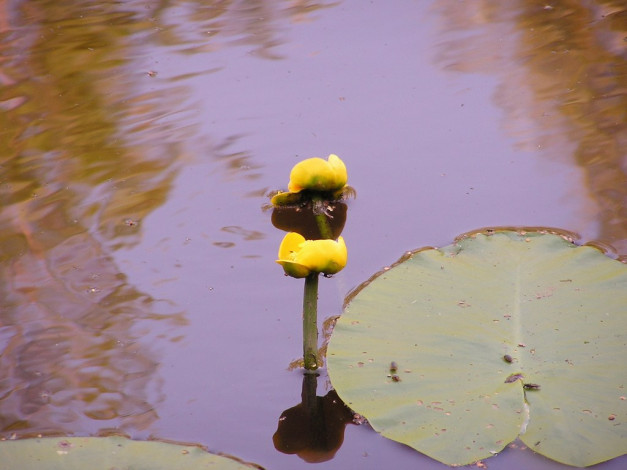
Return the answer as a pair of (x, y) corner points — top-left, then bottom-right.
(434, 1), (627, 255)
(0, 0), (341, 438)
(0, 1), (191, 436)
(147, 0), (338, 59)
(273, 374), (354, 463)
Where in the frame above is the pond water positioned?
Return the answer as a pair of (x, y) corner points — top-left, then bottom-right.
(1, 1), (625, 469)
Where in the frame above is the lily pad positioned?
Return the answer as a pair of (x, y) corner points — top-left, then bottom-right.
(0, 436), (258, 470)
(327, 230), (627, 467)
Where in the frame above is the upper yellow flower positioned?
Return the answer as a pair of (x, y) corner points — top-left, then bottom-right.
(287, 154), (348, 193)
(277, 232), (348, 278)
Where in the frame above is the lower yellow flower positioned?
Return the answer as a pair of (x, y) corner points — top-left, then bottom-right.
(277, 232), (348, 278)
(287, 154), (347, 193)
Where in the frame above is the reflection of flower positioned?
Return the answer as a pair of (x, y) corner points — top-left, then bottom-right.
(273, 374), (355, 463)
(288, 154), (347, 193)
(277, 232), (347, 278)
(271, 154), (352, 206)
(271, 203), (347, 240)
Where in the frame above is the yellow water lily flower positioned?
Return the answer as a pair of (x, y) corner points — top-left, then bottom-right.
(287, 154), (348, 193)
(277, 232), (348, 278)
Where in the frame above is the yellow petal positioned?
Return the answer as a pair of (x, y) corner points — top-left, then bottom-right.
(277, 233), (347, 278)
(277, 233), (310, 278)
(295, 236), (347, 275)
(320, 236), (347, 274)
(287, 154), (348, 193)
(276, 260), (311, 278)
(327, 154), (348, 188)
(270, 190), (303, 206)
(277, 232), (306, 261)
(287, 158), (332, 193)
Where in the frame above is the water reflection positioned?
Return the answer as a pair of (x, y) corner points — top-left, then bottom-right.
(0, 0), (192, 436)
(272, 202), (347, 240)
(0, 0), (343, 440)
(213, 225), (265, 251)
(147, 0), (339, 59)
(0, 218), (184, 434)
(433, 1), (627, 255)
(273, 373), (354, 463)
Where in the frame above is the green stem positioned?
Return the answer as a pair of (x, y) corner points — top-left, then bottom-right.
(314, 213), (332, 239)
(303, 272), (319, 371)
(312, 196), (333, 239)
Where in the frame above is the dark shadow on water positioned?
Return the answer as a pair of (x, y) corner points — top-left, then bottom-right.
(271, 202), (347, 240)
(273, 373), (355, 463)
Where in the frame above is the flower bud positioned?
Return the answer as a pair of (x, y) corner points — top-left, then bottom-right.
(276, 232), (347, 278)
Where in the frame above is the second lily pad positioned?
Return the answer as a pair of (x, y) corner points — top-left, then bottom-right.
(327, 230), (627, 467)
(0, 436), (258, 470)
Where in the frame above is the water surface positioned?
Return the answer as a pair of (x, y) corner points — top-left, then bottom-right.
(1, 1), (625, 469)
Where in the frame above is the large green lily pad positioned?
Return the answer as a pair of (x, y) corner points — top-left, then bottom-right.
(327, 230), (627, 467)
(0, 436), (258, 470)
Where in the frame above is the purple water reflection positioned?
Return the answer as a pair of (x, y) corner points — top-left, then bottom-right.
(1, 0), (624, 469)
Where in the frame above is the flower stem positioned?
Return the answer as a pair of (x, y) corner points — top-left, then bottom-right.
(303, 272), (319, 371)
(314, 213), (332, 239)
(312, 196), (333, 240)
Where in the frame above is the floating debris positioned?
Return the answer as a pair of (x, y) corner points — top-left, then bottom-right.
(505, 373), (524, 383)
(523, 383), (541, 391)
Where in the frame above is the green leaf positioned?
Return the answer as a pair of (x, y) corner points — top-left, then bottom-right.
(327, 230), (627, 467)
(0, 436), (258, 470)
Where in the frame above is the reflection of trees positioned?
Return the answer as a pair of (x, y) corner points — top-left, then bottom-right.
(434, 1), (627, 255)
(146, 0), (339, 59)
(0, 1), (188, 436)
(0, 0), (339, 438)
